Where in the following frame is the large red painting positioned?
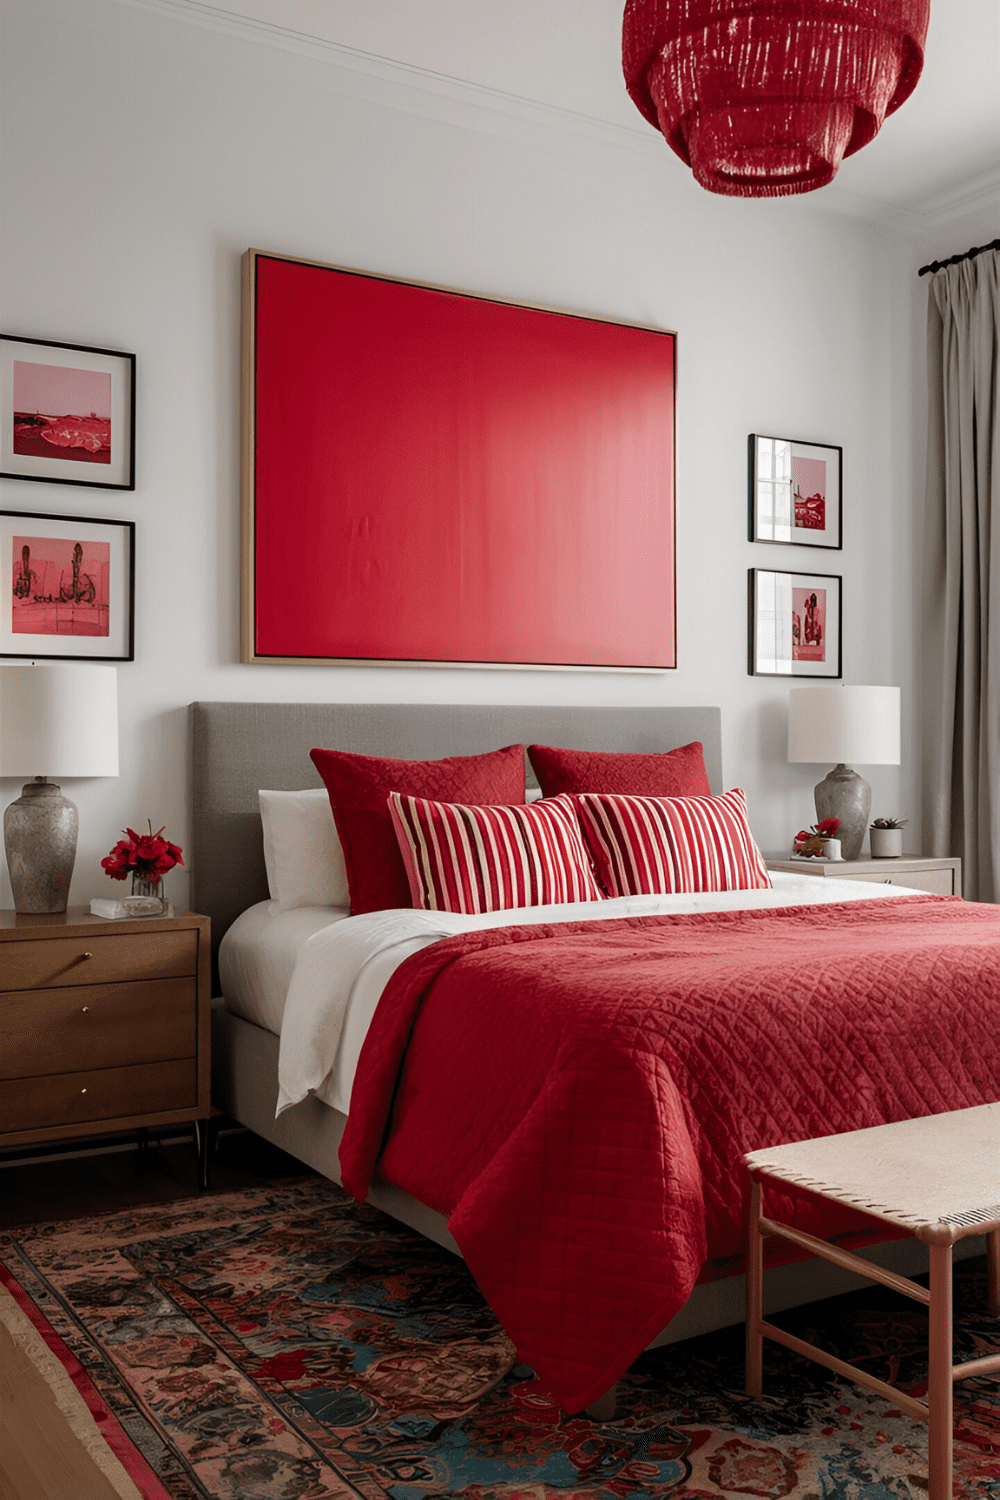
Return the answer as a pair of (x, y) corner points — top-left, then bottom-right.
(242, 252), (676, 670)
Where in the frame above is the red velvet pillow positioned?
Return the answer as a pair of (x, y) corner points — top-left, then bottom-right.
(310, 744), (526, 914)
(527, 741), (711, 799)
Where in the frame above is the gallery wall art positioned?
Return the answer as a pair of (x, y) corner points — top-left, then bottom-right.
(0, 510), (135, 661)
(748, 434), (842, 549)
(0, 336), (135, 490)
(748, 567), (842, 678)
(242, 250), (677, 670)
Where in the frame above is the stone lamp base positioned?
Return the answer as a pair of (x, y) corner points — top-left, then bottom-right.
(3, 778), (79, 913)
(814, 763), (871, 863)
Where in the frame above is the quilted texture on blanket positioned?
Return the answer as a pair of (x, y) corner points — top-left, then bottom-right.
(339, 895), (1000, 1413)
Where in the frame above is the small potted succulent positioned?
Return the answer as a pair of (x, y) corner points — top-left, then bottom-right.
(870, 817), (906, 858)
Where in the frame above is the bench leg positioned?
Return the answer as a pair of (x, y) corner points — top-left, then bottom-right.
(927, 1242), (953, 1500)
(746, 1176), (763, 1397)
(988, 1230), (1000, 1315)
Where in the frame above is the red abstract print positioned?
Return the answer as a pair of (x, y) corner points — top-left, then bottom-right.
(12, 535), (110, 637)
(791, 585), (826, 661)
(792, 453), (826, 531)
(12, 361), (112, 465)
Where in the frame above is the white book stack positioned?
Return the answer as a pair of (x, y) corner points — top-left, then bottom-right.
(89, 895), (173, 920)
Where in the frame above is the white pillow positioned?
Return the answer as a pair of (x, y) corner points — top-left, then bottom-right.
(258, 788), (349, 910)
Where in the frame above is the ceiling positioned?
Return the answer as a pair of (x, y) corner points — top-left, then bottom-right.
(194, 0), (1000, 222)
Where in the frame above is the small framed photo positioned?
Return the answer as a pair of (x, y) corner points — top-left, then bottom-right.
(0, 510), (135, 661)
(748, 568), (841, 678)
(1, 335), (135, 490)
(749, 434), (841, 549)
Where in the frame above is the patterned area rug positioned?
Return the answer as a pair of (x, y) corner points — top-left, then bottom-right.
(3, 1176), (1000, 1499)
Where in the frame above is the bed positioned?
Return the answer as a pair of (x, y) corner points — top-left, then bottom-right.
(196, 701), (996, 1413)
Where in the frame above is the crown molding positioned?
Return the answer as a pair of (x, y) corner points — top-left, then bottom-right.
(810, 185), (924, 232)
(916, 167), (1000, 227)
(117, 0), (662, 157)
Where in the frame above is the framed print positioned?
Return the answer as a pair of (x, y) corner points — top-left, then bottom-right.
(748, 568), (841, 678)
(0, 510), (135, 660)
(749, 434), (841, 549)
(242, 250), (676, 671)
(1, 335), (135, 489)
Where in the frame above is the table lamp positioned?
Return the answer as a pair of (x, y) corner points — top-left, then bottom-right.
(787, 685), (901, 862)
(0, 663), (119, 913)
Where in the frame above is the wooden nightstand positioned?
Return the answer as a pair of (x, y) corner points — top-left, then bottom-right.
(765, 854), (962, 898)
(0, 908), (212, 1187)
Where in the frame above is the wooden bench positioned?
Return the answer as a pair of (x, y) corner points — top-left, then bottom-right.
(745, 1104), (1000, 1500)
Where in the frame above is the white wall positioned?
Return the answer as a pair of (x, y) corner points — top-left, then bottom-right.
(1, 0), (919, 910)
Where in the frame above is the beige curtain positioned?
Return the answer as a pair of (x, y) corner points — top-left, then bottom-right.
(923, 248), (1000, 901)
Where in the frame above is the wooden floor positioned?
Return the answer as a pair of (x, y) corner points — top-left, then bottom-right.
(0, 1123), (314, 1231)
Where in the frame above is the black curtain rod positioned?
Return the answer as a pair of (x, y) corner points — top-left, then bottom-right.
(919, 237), (1000, 277)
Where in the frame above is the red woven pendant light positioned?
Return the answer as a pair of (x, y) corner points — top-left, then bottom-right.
(623, 0), (930, 197)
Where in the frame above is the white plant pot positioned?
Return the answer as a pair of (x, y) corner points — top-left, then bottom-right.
(870, 827), (903, 858)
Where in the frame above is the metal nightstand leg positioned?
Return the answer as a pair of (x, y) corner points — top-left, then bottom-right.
(193, 1118), (211, 1190)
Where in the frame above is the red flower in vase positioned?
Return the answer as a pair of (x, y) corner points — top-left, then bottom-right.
(793, 816), (841, 857)
(101, 822), (185, 882)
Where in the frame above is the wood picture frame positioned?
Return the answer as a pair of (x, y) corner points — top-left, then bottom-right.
(0, 509), (135, 661)
(748, 434), (842, 549)
(241, 250), (677, 671)
(1, 335), (135, 490)
(748, 567), (842, 678)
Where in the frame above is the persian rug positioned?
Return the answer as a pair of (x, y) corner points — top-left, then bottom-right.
(2, 1176), (999, 1500)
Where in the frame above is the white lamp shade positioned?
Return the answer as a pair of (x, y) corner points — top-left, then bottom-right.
(788, 685), (900, 766)
(0, 663), (119, 777)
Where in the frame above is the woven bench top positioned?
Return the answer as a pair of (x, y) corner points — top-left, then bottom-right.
(746, 1103), (1000, 1244)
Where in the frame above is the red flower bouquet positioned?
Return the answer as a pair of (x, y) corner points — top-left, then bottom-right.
(102, 823), (184, 882)
(793, 817), (841, 858)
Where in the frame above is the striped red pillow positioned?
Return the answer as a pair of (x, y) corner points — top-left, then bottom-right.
(388, 793), (603, 913)
(574, 788), (771, 896)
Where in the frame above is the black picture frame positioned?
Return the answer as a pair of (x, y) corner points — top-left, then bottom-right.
(748, 567), (842, 678)
(748, 433), (842, 549)
(1, 334), (135, 490)
(0, 509), (135, 661)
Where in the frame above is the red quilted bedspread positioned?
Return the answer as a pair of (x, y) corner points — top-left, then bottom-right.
(339, 895), (1000, 1412)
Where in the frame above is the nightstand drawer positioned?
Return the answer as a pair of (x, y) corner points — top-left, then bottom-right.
(0, 1058), (197, 1134)
(839, 868), (956, 896)
(0, 978), (196, 1080)
(0, 929), (197, 992)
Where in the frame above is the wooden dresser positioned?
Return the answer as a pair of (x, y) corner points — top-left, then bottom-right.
(0, 907), (211, 1181)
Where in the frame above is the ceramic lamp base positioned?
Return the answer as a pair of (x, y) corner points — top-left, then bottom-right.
(3, 779), (78, 913)
(814, 763), (870, 863)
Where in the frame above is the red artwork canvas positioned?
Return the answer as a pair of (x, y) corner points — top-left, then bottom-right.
(12, 362), (112, 465)
(792, 453), (826, 531)
(791, 586), (826, 662)
(12, 534), (111, 637)
(244, 253), (676, 670)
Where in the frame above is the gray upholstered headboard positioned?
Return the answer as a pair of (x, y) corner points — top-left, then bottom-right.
(190, 701), (722, 982)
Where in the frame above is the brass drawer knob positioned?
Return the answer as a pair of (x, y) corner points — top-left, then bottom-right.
(81, 952), (92, 960)
(80, 1088), (87, 1094)
(81, 1006), (89, 1014)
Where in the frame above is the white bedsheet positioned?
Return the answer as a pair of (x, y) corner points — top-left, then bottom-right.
(220, 901), (350, 1034)
(275, 872), (925, 1119)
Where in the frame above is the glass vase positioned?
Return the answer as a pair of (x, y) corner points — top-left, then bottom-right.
(130, 873), (166, 914)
